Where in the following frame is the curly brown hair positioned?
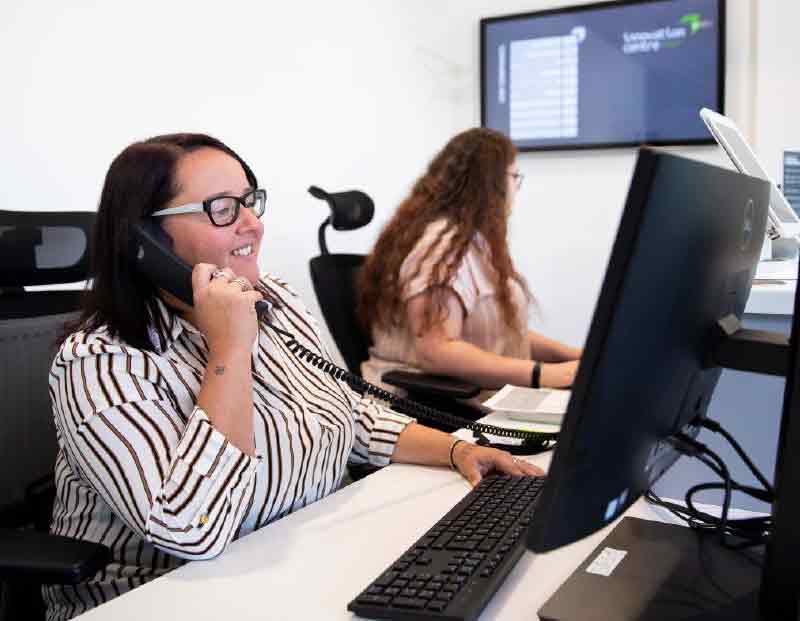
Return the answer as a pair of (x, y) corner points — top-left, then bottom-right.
(358, 127), (531, 336)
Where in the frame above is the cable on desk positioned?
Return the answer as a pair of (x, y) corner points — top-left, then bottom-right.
(700, 417), (774, 496)
(647, 425), (772, 550)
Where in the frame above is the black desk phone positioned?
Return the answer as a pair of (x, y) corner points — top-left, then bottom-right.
(132, 219), (555, 455)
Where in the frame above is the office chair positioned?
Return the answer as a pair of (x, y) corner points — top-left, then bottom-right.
(307, 187), (486, 444)
(0, 210), (110, 621)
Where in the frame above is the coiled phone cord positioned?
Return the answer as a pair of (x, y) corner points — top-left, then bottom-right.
(262, 320), (558, 454)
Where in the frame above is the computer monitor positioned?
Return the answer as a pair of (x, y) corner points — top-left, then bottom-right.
(700, 107), (800, 242)
(760, 279), (800, 618)
(480, 0), (725, 152)
(526, 148), (798, 619)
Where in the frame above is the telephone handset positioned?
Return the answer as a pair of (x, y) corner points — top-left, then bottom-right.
(131, 220), (556, 455)
(132, 219), (272, 316)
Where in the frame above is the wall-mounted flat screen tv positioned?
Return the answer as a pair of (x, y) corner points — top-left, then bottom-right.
(481, 0), (725, 151)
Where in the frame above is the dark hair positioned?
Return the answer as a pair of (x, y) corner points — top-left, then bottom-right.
(67, 133), (258, 351)
(359, 127), (530, 334)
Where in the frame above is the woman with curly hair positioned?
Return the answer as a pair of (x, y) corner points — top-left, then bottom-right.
(359, 128), (581, 398)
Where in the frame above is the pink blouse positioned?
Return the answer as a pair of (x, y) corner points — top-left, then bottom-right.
(362, 219), (530, 392)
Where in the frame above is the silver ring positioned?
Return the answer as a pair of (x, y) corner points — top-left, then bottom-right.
(231, 276), (253, 292)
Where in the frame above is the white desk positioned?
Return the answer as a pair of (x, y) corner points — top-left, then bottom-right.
(747, 257), (797, 315)
(746, 280), (796, 315)
(77, 448), (709, 621)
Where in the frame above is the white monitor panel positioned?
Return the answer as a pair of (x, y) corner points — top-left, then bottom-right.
(700, 108), (800, 239)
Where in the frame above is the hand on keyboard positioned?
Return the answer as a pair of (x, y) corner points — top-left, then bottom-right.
(348, 475), (546, 621)
(452, 442), (544, 486)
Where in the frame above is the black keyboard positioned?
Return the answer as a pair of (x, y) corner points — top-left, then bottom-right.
(347, 474), (545, 621)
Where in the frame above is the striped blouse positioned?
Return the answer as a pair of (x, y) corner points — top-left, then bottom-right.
(45, 275), (413, 620)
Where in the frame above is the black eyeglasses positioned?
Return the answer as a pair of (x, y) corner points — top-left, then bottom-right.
(151, 188), (267, 227)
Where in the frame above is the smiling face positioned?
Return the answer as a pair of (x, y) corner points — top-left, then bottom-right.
(159, 147), (264, 285)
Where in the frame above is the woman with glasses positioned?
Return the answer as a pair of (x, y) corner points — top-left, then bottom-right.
(46, 133), (541, 620)
(359, 128), (581, 403)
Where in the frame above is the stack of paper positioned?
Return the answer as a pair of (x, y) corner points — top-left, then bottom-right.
(483, 385), (570, 425)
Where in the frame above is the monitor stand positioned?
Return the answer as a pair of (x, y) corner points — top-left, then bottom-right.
(538, 516), (764, 621)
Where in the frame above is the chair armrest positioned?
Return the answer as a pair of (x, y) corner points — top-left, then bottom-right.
(0, 530), (111, 584)
(381, 370), (480, 400)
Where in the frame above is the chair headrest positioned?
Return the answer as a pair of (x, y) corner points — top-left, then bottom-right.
(0, 210), (94, 287)
(308, 186), (374, 231)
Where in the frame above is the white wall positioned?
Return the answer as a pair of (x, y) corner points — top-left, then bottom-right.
(753, 0), (800, 180)
(0, 0), (763, 360)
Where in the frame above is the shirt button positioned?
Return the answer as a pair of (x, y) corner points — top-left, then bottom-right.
(199, 515), (209, 526)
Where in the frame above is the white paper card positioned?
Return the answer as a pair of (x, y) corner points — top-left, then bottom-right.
(483, 385), (570, 425)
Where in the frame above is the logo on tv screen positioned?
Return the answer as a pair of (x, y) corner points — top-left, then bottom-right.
(622, 13), (713, 55)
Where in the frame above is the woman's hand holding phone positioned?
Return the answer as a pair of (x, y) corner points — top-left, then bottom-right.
(191, 263), (264, 356)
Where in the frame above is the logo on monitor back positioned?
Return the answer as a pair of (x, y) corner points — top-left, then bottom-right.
(742, 198), (755, 251)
